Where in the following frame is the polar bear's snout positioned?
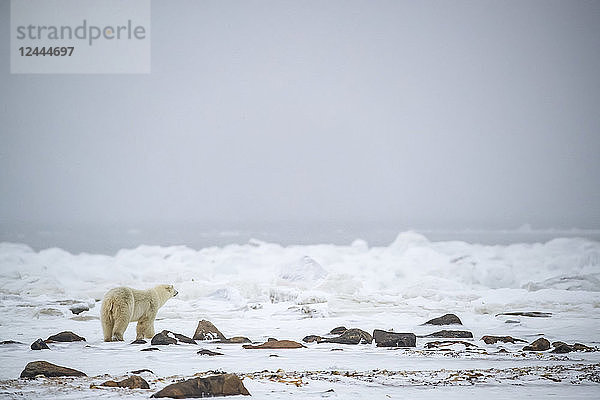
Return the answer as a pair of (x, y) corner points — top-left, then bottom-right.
(173, 290), (178, 296)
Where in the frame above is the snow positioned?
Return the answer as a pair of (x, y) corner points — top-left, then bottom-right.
(0, 232), (599, 398)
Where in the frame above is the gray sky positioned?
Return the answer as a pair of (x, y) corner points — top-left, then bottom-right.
(1, 0), (599, 229)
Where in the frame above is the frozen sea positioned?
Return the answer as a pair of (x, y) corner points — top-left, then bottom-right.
(0, 226), (599, 398)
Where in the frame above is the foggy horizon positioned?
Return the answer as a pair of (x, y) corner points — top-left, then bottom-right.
(2, 0), (600, 234)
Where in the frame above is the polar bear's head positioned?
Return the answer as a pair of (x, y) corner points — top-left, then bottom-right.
(155, 284), (178, 302)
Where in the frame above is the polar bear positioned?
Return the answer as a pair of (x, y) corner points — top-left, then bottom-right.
(101, 284), (178, 342)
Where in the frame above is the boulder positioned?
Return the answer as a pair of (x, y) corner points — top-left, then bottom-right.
(573, 343), (596, 352)
(45, 331), (86, 342)
(373, 330), (416, 347)
(193, 320), (226, 341)
(551, 343), (572, 353)
(31, 338), (50, 350)
(173, 333), (196, 344)
(151, 373), (250, 398)
(321, 328), (373, 345)
(151, 331), (178, 345)
(523, 337), (550, 351)
(141, 347), (160, 351)
(302, 335), (322, 343)
(243, 340), (305, 349)
(197, 349), (224, 356)
(481, 335), (526, 344)
(422, 314), (462, 325)
(100, 375), (149, 389)
(131, 369), (154, 374)
(422, 330), (473, 339)
(131, 339), (147, 345)
(329, 326), (347, 335)
(1, 340), (23, 345)
(20, 361), (86, 378)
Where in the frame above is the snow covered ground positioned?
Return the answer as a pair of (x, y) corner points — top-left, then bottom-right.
(0, 231), (599, 398)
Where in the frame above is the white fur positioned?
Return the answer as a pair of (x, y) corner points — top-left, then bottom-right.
(101, 284), (177, 342)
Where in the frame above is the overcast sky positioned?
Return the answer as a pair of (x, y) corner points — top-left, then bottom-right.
(1, 0), (599, 230)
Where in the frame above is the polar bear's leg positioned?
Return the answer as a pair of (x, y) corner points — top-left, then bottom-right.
(100, 299), (114, 342)
(137, 314), (156, 339)
(111, 299), (134, 341)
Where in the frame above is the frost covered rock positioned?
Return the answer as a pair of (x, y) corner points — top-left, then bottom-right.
(151, 374), (250, 397)
(69, 304), (89, 315)
(329, 326), (347, 335)
(422, 314), (462, 326)
(45, 331), (85, 342)
(373, 330), (416, 347)
(20, 361), (86, 378)
(302, 335), (322, 343)
(193, 320), (226, 341)
(197, 349), (224, 356)
(279, 256), (327, 285)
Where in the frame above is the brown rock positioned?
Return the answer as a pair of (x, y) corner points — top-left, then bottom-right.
(573, 343), (596, 352)
(20, 361), (86, 378)
(551, 343), (573, 353)
(422, 330), (473, 339)
(243, 339), (305, 349)
(425, 340), (477, 349)
(321, 328), (373, 345)
(481, 335), (526, 344)
(1, 340), (23, 345)
(422, 314), (462, 325)
(373, 330), (416, 347)
(173, 333), (196, 344)
(131, 339), (147, 345)
(31, 338), (50, 350)
(100, 375), (149, 389)
(523, 337), (551, 351)
(193, 320), (226, 341)
(45, 331), (86, 342)
(151, 373), (250, 398)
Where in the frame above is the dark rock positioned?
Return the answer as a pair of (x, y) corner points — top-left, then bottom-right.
(329, 326), (347, 335)
(422, 314), (462, 326)
(267, 337), (278, 342)
(141, 347), (160, 351)
(151, 373), (250, 398)
(193, 320), (226, 341)
(496, 312), (552, 318)
(573, 343), (596, 352)
(69, 304), (89, 315)
(173, 333), (196, 344)
(523, 337), (551, 351)
(422, 330), (473, 339)
(130, 369), (154, 374)
(198, 349), (224, 356)
(303, 335), (323, 343)
(20, 361), (86, 378)
(31, 338), (50, 350)
(425, 340), (477, 349)
(45, 331), (86, 342)
(505, 320), (520, 324)
(373, 330), (416, 347)
(131, 339), (147, 345)
(243, 340), (305, 349)
(551, 343), (573, 353)
(1, 340), (23, 345)
(217, 336), (251, 344)
(321, 328), (373, 345)
(100, 375), (149, 389)
(151, 331), (178, 345)
(481, 335), (526, 344)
